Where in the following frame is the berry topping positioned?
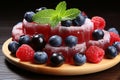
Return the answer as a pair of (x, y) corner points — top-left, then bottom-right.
(50, 53), (65, 67)
(61, 20), (72, 27)
(73, 53), (86, 66)
(16, 44), (35, 62)
(85, 46), (105, 63)
(34, 51), (48, 64)
(113, 42), (120, 53)
(91, 16), (106, 30)
(32, 34), (46, 50)
(65, 35), (78, 47)
(8, 41), (20, 54)
(19, 35), (31, 45)
(49, 35), (62, 47)
(108, 27), (119, 35)
(35, 7), (47, 12)
(109, 32), (120, 45)
(72, 13), (86, 26)
(92, 29), (104, 40)
(105, 46), (118, 59)
(24, 11), (35, 22)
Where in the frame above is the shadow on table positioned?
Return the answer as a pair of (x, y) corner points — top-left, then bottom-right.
(5, 59), (120, 80)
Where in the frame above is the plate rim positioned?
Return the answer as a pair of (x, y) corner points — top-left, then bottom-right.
(2, 38), (120, 75)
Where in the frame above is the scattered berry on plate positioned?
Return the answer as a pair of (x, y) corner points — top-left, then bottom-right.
(105, 46), (118, 59)
(73, 53), (86, 66)
(16, 44), (35, 62)
(34, 51), (48, 64)
(50, 53), (65, 67)
(85, 46), (105, 63)
(8, 41), (20, 54)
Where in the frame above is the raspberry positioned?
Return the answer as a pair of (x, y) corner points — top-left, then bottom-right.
(85, 46), (105, 63)
(91, 16), (106, 30)
(16, 44), (35, 62)
(109, 32), (120, 45)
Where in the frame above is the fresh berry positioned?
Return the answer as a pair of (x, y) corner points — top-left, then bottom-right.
(91, 16), (106, 30)
(34, 51), (48, 64)
(50, 53), (65, 67)
(8, 41), (20, 54)
(23, 19), (51, 41)
(65, 35), (78, 47)
(16, 44), (35, 62)
(92, 29), (104, 40)
(59, 18), (93, 44)
(72, 13), (86, 26)
(49, 35), (62, 47)
(109, 32), (120, 45)
(85, 46), (105, 63)
(113, 42), (120, 53)
(61, 20), (72, 27)
(108, 27), (119, 35)
(24, 11), (35, 22)
(12, 22), (24, 41)
(32, 34), (46, 51)
(35, 7), (47, 12)
(105, 46), (118, 59)
(73, 53), (86, 66)
(19, 35), (31, 45)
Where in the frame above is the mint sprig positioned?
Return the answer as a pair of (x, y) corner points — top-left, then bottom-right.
(32, 1), (80, 27)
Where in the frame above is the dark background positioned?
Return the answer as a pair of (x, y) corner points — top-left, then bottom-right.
(0, 0), (120, 31)
(0, 0), (120, 79)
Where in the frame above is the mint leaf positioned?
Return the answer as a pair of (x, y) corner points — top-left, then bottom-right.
(62, 8), (80, 21)
(32, 9), (55, 24)
(50, 15), (61, 27)
(55, 1), (66, 17)
(32, 1), (80, 27)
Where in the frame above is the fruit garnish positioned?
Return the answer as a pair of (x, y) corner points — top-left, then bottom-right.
(16, 44), (35, 62)
(32, 1), (80, 27)
(85, 46), (105, 63)
(91, 16), (106, 30)
(92, 29), (104, 40)
(105, 46), (118, 59)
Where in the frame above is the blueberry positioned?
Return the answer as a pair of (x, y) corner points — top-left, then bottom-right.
(49, 35), (62, 47)
(34, 51), (48, 64)
(65, 35), (78, 47)
(50, 53), (64, 67)
(61, 20), (72, 27)
(35, 7), (47, 12)
(113, 42), (120, 52)
(19, 35), (31, 45)
(72, 13), (86, 26)
(32, 34), (46, 50)
(24, 11), (35, 22)
(92, 29), (104, 40)
(108, 27), (119, 35)
(73, 53), (86, 66)
(8, 41), (20, 54)
(105, 46), (118, 59)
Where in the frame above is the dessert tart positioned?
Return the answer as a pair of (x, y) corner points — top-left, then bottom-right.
(2, 1), (120, 75)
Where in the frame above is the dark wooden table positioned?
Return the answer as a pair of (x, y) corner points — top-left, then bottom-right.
(1, 9), (120, 80)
